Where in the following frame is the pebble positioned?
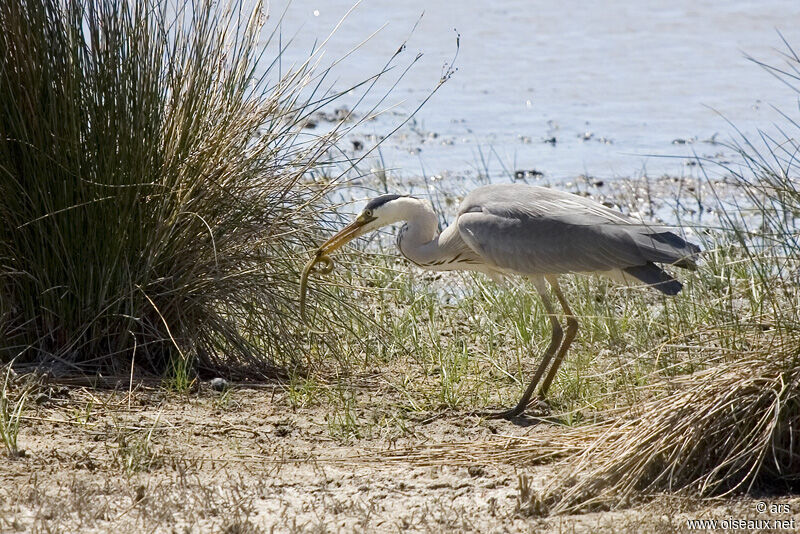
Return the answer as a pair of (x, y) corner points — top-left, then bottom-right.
(210, 377), (229, 391)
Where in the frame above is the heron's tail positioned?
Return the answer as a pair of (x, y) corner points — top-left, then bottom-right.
(634, 231), (701, 270)
(623, 262), (682, 295)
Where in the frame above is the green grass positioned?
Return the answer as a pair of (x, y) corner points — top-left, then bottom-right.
(303, 249), (685, 417)
(109, 412), (162, 474)
(0, 365), (29, 458)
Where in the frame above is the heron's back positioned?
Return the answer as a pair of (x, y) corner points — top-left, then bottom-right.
(455, 184), (700, 287)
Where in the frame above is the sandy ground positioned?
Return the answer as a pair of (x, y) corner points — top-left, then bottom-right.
(1, 378), (798, 533)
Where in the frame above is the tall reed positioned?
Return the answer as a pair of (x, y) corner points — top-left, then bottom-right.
(0, 0), (376, 378)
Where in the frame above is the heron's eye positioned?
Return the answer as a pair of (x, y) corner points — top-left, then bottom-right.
(364, 209), (373, 218)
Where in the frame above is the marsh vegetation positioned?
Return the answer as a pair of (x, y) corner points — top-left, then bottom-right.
(1, 0), (799, 532)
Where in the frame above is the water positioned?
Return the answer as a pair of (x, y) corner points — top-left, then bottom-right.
(269, 0), (800, 191)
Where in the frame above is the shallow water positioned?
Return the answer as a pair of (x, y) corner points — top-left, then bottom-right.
(270, 0), (800, 194)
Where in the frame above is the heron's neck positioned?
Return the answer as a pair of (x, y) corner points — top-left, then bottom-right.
(395, 200), (444, 267)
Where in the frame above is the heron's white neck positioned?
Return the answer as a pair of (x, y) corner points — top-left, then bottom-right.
(391, 197), (438, 244)
(386, 198), (449, 267)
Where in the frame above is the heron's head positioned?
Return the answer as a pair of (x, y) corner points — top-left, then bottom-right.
(316, 194), (414, 256)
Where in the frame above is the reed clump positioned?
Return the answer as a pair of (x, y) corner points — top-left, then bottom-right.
(533, 338), (800, 514)
(0, 0), (365, 378)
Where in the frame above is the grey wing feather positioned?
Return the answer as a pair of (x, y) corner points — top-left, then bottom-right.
(456, 184), (700, 275)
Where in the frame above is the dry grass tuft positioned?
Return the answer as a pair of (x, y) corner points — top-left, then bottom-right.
(532, 333), (800, 515)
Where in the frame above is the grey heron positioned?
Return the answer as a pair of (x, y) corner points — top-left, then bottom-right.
(301, 183), (700, 419)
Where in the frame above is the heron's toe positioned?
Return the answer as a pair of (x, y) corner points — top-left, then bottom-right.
(484, 407), (524, 420)
(530, 397), (551, 415)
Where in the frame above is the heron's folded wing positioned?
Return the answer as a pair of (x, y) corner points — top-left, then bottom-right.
(456, 207), (697, 275)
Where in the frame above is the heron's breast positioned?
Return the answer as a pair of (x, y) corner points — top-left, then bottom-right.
(417, 252), (485, 271)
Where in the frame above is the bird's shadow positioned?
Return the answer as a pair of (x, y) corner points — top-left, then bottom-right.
(411, 409), (563, 427)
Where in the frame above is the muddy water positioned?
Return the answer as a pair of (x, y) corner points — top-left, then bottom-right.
(269, 1), (799, 197)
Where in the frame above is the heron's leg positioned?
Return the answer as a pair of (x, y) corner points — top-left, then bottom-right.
(538, 276), (579, 397)
(490, 275), (563, 419)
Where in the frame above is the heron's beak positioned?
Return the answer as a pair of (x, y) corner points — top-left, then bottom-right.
(299, 214), (376, 333)
(316, 215), (375, 256)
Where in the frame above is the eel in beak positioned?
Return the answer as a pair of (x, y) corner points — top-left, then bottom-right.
(299, 218), (371, 331)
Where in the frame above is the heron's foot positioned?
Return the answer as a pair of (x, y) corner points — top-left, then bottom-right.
(484, 407), (525, 420)
(483, 397), (551, 420)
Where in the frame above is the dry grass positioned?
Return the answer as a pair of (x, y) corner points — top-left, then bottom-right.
(6, 377), (793, 533)
(523, 333), (799, 515)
